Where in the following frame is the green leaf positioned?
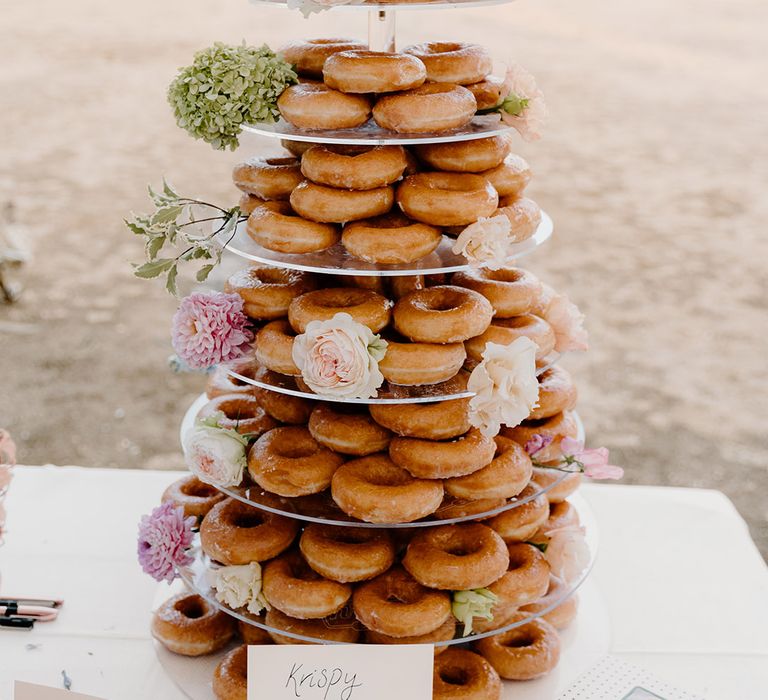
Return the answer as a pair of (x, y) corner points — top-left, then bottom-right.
(125, 218), (148, 236)
(146, 235), (165, 261)
(133, 258), (174, 279)
(162, 178), (181, 200)
(196, 264), (215, 282)
(151, 205), (184, 226)
(165, 264), (179, 295)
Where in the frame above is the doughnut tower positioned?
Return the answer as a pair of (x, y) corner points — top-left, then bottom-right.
(149, 3), (600, 698)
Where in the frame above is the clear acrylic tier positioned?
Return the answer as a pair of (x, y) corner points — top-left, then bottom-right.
(219, 213), (553, 277)
(175, 492), (597, 646)
(243, 115), (512, 147)
(180, 394), (585, 528)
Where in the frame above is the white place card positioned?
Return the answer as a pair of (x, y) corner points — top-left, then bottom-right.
(14, 681), (105, 700)
(247, 643), (433, 700)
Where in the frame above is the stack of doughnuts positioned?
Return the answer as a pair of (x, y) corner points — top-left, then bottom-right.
(235, 132), (542, 263)
(276, 39), (504, 134)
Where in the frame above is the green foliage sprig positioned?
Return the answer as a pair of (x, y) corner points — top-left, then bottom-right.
(167, 42), (297, 150)
(125, 180), (247, 295)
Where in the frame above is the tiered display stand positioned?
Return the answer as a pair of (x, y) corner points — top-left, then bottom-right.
(152, 1), (611, 697)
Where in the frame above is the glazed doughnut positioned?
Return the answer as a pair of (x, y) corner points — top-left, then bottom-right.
(369, 384), (471, 440)
(473, 615), (561, 680)
(432, 649), (502, 700)
(390, 274), (425, 299)
(342, 213), (442, 264)
(224, 266), (317, 321)
(481, 154), (531, 198)
(323, 50), (426, 93)
(288, 288), (392, 333)
(403, 523), (509, 590)
(397, 173), (498, 227)
(338, 274), (388, 295)
(248, 426), (345, 497)
(373, 83), (477, 134)
(232, 157), (302, 201)
(279, 38), (366, 78)
(300, 524), (395, 583)
(301, 145), (408, 190)
(488, 543), (550, 608)
(206, 358), (258, 399)
(251, 366), (315, 424)
(390, 427), (496, 479)
(452, 267), (542, 318)
(266, 607), (360, 644)
(444, 436), (532, 501)
(238, 619), (273, 645)
(393, 286), (493, 343)
(495, 196), (542, 241)
(532, 467), (581, 504)
(464, 315), (556, 364)
(290, 181), (394, 224)
(162, 475), (226, 519)
(308, 404), (392, 456)
(379, 339), (466, 386)
(331, 454), (444, 524)
(197, 394), (277, 437)
(238, 192), (263, 215)
(529, 366), (577, 420)
(367, 616), (456, 651)
(353, 567), (452, 637)
(542, 500), (580, 533)
(254, 320), (300, 376)
(484, 483), (550, 543)
(247, 201), (340, 254)
(468, 600), (521, 635)
(501, 411), (579, 462)
(281, 139), (313, 157)
(200, 498), (298, 565)
(437, 496), (506, 520)
(277, 83), (371, 130)
(466, 75), (506, 110)
(415, 135), (511, 173)
(403, 42), (492, 85)
(520, 575), (579, 630)
(263, 550), (351, 619)
(152, 593), (235, 656)
(213, 645), (248, 700)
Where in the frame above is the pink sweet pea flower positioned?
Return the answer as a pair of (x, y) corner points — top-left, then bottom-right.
(560, 437), (623, 480)
(524, 433), (553, 457)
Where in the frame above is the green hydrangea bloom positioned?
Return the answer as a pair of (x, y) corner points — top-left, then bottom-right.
(167, 42), (297, 151)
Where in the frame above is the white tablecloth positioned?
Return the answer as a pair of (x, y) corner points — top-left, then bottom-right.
(0, 467), (766, 700)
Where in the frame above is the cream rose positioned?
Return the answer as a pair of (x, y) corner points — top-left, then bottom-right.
(542, 525), (591, 583)
(498, 63), (548, 142)
(210, 562), (268, 615)
(292, 312), (387, 399)
(452, 215), (511, 270)
(543, 292), (589, 353)
(182, 416), (247, 488)
(467, 338), (540, 437)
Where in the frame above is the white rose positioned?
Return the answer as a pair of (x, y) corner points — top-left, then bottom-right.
(467, 338), (540, 437)
(543, 525), (591, 583)
(292, 312), (387, 399)
(543, 293), (589, 353)
(182, 419), (247, 488)
(452, 216), (511, 270)
(210, 562), (268, 615)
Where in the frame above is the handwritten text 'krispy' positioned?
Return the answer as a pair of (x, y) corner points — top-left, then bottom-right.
(285, 663), (363, 700)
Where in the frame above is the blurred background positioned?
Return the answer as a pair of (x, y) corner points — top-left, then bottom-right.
(1, 0), (766, 554)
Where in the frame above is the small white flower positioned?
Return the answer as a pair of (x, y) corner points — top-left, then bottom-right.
(210, 562), (269, 615)
(451, 588), (498, 637)
(468, 338), (540, 437)
(452, 215), (511, 270)
(292, 312), (387, 399)
(182, 415), (247, 488)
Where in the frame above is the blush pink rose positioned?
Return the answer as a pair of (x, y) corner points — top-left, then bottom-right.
(543, 292), (589, 353)
(452, 216), (511, 269)
(543, 524), (591, 583)
(171, 292), (253, 370)
(499, 63), (548, 142)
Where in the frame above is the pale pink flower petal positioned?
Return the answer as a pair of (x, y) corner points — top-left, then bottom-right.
(452, 216), (511, 270)
(543, 293), (589, 353)
(171, 292), (253, 370)
(499, 63), (548, 142)
(0, 429), (16, 466)
(543, 524), (590, 582)
(525, 433), (553, 457)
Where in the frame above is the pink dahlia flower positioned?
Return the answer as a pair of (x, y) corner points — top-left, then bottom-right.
(171, 292), (253, 370)
(137, 501), (195, 583)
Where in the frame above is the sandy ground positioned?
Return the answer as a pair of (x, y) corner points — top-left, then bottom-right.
(1, 0), (766, 554)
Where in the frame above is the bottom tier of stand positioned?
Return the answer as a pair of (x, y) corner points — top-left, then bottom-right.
(154, 573), (610, 700)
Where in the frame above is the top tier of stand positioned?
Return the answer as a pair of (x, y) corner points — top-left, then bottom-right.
(243, 116), (514, 147)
